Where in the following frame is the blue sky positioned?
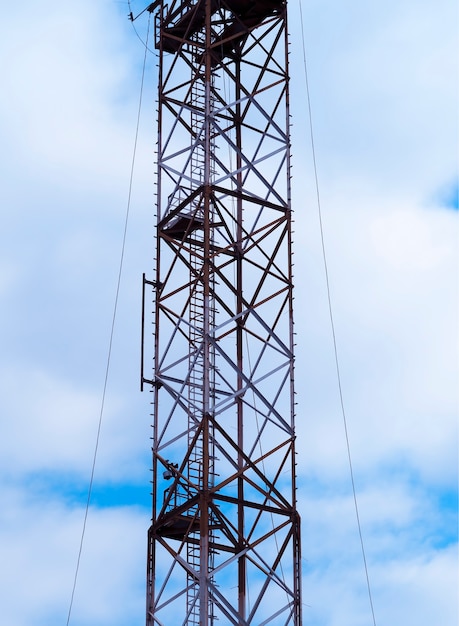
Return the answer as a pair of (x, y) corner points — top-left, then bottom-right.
(0, 1), (457, 625)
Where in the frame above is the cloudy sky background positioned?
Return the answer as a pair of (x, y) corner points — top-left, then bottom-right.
(0, 1), (457, 625)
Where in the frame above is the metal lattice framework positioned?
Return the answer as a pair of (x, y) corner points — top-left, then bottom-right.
(142, 1), (301, 624)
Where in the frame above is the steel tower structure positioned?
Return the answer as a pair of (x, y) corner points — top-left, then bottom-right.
(141, 1), (301, 623)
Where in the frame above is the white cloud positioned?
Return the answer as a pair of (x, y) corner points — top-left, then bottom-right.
(0, 484), (147, 626)
(370, 206), (455, 271)
(303, 546), (458, 626)
(0, 366), (102, 474)
(300, 482), (458, 625)
(0, 0), (457, 624)
(291, 0), (458, 198)
(0, 364), (151, 483)
(294, 188), (458, 484)
(374, 547), (458, 625)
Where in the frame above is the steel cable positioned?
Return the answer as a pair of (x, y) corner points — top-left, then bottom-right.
(65, 14), (151, 625)
(297, 2), (377, 624)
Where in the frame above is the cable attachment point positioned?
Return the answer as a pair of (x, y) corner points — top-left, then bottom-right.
(147, 1), (161, 13)
(129, 1), (160, 23)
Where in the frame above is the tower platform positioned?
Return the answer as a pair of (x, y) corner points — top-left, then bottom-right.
(158, 0), (285, 62)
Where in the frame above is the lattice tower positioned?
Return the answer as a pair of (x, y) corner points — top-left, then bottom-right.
(141, 2), (301, 624)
